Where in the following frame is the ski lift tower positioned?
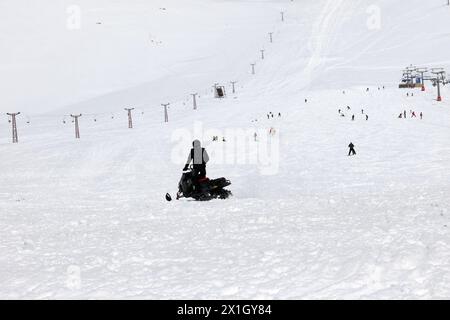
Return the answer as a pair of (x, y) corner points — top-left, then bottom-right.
(431, 68), (447, 102)
(416, 67), (428, 91)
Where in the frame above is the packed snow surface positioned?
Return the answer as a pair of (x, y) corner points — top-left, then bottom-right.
(1, 0), (450, 299)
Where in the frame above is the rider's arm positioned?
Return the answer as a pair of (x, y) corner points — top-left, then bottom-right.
(183, 151), (192, 170)
(203, 149), (210, 164)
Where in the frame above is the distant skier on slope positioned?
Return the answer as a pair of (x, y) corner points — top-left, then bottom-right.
(183, 140), (210, 179)
(348, 142), (356, 156)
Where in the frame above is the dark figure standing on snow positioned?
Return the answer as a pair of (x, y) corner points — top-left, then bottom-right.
(183, 140), (210, 179)
(420, 112), (423, 119)
(348, 143), (356, 156)
(366, 115), (369, 121)
(411, 111), (416, 118)
(361, 109), (364, 114)
(352, 115), (355, 121)
(347, 106), (351, 110)
(404, 110), (407, 118)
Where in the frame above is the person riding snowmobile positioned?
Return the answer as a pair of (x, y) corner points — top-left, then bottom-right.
(183, 140), (209, 180)
(172, 140), (231, 201)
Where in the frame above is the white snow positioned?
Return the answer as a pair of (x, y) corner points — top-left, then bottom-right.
(1, 0), (450, 299)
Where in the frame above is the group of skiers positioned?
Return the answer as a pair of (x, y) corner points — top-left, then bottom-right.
(266, 112), (281, 119)
(212, 136), (226, 142)
(398, 110), (423, 119)
(366, 86), (385, 92)
(338, 106), (369, 121)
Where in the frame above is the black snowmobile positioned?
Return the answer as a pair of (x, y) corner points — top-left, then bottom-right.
(174, 166), (232, 201)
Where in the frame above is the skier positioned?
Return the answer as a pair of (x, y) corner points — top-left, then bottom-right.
(338, 109), (341, 114)
(411, 111), (417, 118)
(398, 113), (403, 119)
(348, 142), (356, 156)
(183, 140), (210, 179)
(254, 132), (258, 142)
(305, 99), (308, 103)
(366, 114), (369, 121)
(404, 110), (407, 118)
(361, 109), (364, 114)
(269, 127), (275, 135)
(347, 106), (351, 111)
(420, 112), (423, 119)
(278, 112), (281, 117)
(352, 115), (355, 121)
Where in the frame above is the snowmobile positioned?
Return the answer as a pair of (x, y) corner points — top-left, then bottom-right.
(168, 166), (232, 201)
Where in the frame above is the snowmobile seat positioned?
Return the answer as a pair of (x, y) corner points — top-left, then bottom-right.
(197, 177), (210, 184)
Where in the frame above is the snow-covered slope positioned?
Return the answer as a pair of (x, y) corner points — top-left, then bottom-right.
(1, 0), (450, 299)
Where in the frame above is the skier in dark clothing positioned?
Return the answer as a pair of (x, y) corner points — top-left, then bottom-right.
(183, 140), (210, 179)
(352, 115), (355, 121)
(348, 142), (356, 156)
